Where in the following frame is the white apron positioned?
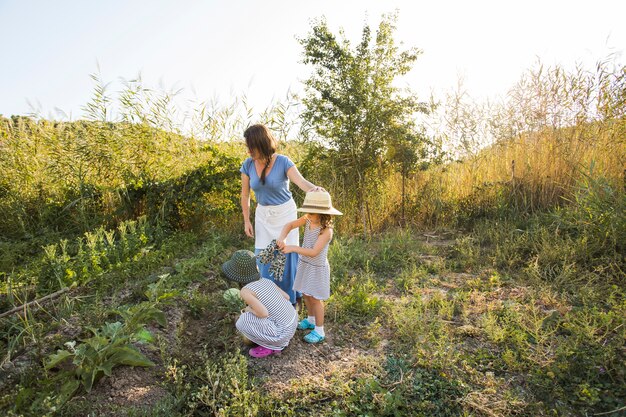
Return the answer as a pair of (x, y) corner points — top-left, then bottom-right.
(254, 198), (299, 249)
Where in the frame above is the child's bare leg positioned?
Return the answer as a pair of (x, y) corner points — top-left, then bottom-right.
(301, 295), (316, 326)
(309, 298), (324, 326)
(303, 295), (312, 317)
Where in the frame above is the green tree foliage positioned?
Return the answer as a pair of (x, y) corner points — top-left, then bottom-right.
(387, 129), (430, 225)
(298, 13), (429, 233)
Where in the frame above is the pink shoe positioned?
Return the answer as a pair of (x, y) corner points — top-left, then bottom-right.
(249, 346), (281, 358)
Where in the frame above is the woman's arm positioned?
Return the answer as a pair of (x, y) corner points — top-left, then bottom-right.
(287, 166), (325, 192)
(240, 288), (269, 318)
(241, 173), (254, 238)
(276, 216), (307, 250)
(283, 228), (333, 257)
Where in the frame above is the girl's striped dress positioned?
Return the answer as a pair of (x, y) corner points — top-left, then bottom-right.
(293, 219), (331, 300)
(236, 278), (298, 350)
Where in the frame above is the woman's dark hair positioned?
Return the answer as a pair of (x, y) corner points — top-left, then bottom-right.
(244, 124), (277, 185)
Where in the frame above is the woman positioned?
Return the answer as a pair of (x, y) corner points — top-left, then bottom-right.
(240, 124), (322, 304)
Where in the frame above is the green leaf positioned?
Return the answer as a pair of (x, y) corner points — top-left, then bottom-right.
(56, 379), (81, 406)
(157, 290), (180, 301)
(134, 328), (154, 343)
(152, 310), (167, 327)
(45, 349), (73, 369)
(101, 321), (123, 338)
(84, 335), (109, 351)
(109, 346), (155, 367)
(86, 325), (101, 337)
(82, 368), (98, 392)
(98, 362), (115, 377)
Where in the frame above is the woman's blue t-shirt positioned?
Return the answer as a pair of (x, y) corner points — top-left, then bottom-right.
(240, 154), (295, 206)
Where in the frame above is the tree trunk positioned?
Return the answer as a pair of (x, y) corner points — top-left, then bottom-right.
(358, 174), (368, 238)
(361, 194), (368, 238)
(401, 165), (406, 226)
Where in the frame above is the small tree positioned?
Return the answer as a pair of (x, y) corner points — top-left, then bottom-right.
(299, 13), (428, 234)
(386, 127), (426, 225)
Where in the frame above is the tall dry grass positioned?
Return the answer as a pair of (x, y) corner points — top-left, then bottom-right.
(381, 59), (626, 228)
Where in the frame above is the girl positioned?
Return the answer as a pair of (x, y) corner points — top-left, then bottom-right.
(276, 191), (342, 344)
(223, 250), (298, 358)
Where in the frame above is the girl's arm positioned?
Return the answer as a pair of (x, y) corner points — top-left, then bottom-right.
(283, 228), (333, 257)
(240, 288), (269, 318)
(276, 216), (307, 250)
(241, 173), (254, 238)
(287, 166), (325, 192)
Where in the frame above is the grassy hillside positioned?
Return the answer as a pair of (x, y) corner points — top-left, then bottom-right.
(0, 61), (624, 416)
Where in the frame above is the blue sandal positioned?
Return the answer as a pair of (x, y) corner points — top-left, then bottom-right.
(304, 330), (325, 344)
(298, 318), (315, 330)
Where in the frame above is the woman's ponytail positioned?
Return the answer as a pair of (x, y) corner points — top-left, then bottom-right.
(260, 157), (271, 185)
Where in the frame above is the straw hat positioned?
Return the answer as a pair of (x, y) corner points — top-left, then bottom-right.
(297, 191), (343, 215)
(221, 250), (260, 284)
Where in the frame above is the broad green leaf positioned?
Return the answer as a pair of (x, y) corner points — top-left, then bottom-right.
(109, 346), (155, 367)
(56, 379), (80, 406)
(82, 368), (96, 392)
(45, 349), (73, 369)
(136, 306), (167, 327)
(102, 321), (124, 338)
(98, 362), (115, 377)
(151, 310), (167, 327)
(85, 335), (109, 350)
(134, 328), (154, 343)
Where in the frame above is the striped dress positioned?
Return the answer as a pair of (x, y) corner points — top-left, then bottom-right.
(293, 219), (331, 300)
(235, 278), (298, 350)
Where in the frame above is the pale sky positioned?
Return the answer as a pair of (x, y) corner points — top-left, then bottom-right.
(1, 0), (624, 120)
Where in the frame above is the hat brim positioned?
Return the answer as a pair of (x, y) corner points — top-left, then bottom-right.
(221, 261), (260, 284)
(297, 207), (343, 215)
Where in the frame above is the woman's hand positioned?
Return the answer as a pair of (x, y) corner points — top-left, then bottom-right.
(276, 239), (286, 250)
(244, 220), (254, 238)
(309, 185), (326, 192)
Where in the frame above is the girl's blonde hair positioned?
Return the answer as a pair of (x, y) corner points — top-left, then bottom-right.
(243, 124), (277, 185)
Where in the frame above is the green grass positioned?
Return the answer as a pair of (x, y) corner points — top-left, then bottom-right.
(1, 224), (624, 416)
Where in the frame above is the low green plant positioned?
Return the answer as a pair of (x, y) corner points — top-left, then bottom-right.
(187, 290), (213, 319)
(328, 236), (370, 280)
(30, 217), (158, 294)
(338, 356), (465, 417)
(449, 235), (482, 272)
(145, 273), (180, 304)
(44, 301), (166, 406)
(331, 273), (384, 322)
(181, 350), (261, 416)
(396, 264), (431, 294)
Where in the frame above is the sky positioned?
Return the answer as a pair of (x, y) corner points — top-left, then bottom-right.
(1, 0), (625, 120)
